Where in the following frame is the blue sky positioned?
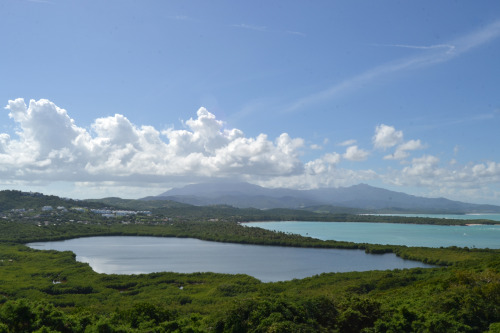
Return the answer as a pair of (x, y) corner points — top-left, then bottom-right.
(1, 0), (500, 204)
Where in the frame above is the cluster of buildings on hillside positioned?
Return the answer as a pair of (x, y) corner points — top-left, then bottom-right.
(89, 208), (152, 218)
(7, 206), (152, 218)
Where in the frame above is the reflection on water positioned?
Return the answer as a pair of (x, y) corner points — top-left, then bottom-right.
(27, 236), (433, 282)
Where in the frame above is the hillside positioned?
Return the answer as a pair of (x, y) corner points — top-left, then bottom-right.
(0, 190), (107, 212)
(84, 197), (192, 211)
(150, 182), (500, 213)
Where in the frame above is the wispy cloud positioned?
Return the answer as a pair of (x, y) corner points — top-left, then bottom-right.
(167, 15), (196, 22)
(374, 43), (456, 54)
(232, 24), (267, 32)
(286, 20), (500, 113)
(27, 0), (54, 4)
(413, 110), (499, 133)
(286, 30), (306, 37)
(231, 24), (305, 37)
(338, 139), (357, 147)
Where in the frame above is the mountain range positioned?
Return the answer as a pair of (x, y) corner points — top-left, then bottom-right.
(144, 182), (500, 214)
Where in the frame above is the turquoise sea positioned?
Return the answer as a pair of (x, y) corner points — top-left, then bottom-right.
(365, 213), (500, 221)
(244, 217), (500, 249)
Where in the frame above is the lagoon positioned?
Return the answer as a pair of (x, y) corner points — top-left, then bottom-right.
(27, 236), (433, 282)
(244, 221), (500, 249)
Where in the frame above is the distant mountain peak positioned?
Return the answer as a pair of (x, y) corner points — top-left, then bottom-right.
(147, 182), (500, 213)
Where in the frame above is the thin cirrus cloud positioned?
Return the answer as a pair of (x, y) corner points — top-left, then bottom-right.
(286, 30), (306, 37)
(374, 43), (456, 54)
(286, 20), (500, 113)
(338, 139), (357, 147)
(231, 24), (306, 37)
(231, 23), (267, 32)
(26, 0), (54, 4)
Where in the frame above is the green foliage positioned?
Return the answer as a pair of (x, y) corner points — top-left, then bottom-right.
(0, 190), (108, 213)
(1, 193), (500, 332)
(0, 299), (74, 333)
(85, 197), (192, 211)
(4, 189), (497, 226)
(488, 322), (500, 333)
(124, 302), (174, 329)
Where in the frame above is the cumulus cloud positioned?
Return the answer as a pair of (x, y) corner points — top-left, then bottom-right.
(386, 156), (500, 202)
(384, 139), (426, 160)
(373, 124), (403, 149)
(372, 124), (425, 161)
(303, 152), (342, 175)
(472, 161), (500, 178)
(1, 99), (304, 182)
(259, 168), (378, 190)
(258, 151), (377, 190)
(343, 145), (369, 161)
(402, 155), (441, 179)
(2, 98), (500, 204)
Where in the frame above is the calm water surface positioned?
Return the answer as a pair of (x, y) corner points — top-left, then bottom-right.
(27, 236), (433, 282)
(366, 213), (500, 221)
(244, 220), (500, 249)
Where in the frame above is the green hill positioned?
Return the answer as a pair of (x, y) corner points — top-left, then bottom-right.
(84, 197), (193, 211)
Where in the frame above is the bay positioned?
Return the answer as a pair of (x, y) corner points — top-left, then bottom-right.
(27, 236), (433, 282)
(244, 221), (500, 249)
(365, 213), (500, 221)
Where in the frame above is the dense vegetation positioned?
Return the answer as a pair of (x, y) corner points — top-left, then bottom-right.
(0, 190), (499, 332)
(78, 196), (500, 226)
(4, 190), (497, 226)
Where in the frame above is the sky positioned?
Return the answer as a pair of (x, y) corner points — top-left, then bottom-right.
(1, 1), (500, 204)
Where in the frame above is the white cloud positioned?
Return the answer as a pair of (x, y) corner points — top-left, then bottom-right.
(373, 124), (403, 149)
(2, 98), (305, 183)
(302, 152), (342, 176)
(384, 139), (425, 160)
(2, 98), (500, 204)
(402, 155), (440, 179)
(258, 166), (377, 190)
(258, 150), (375, 190)
(398, 139), (425, 152)
(385, 156), (500, 203)
(286, 30), (306, 37)
(232, 24), (267, 32)
(343, 145), (369, 161)
(472, 161), (500, 178)
(323, 152), (342, 165)
(377, 43), (456, 54)
(27, 0), (54, 4)
(338, 139), (357, 146)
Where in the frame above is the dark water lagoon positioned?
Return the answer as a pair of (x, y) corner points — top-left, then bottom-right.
(244, 220), (500, 249)
(27, 236), (433, 282)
